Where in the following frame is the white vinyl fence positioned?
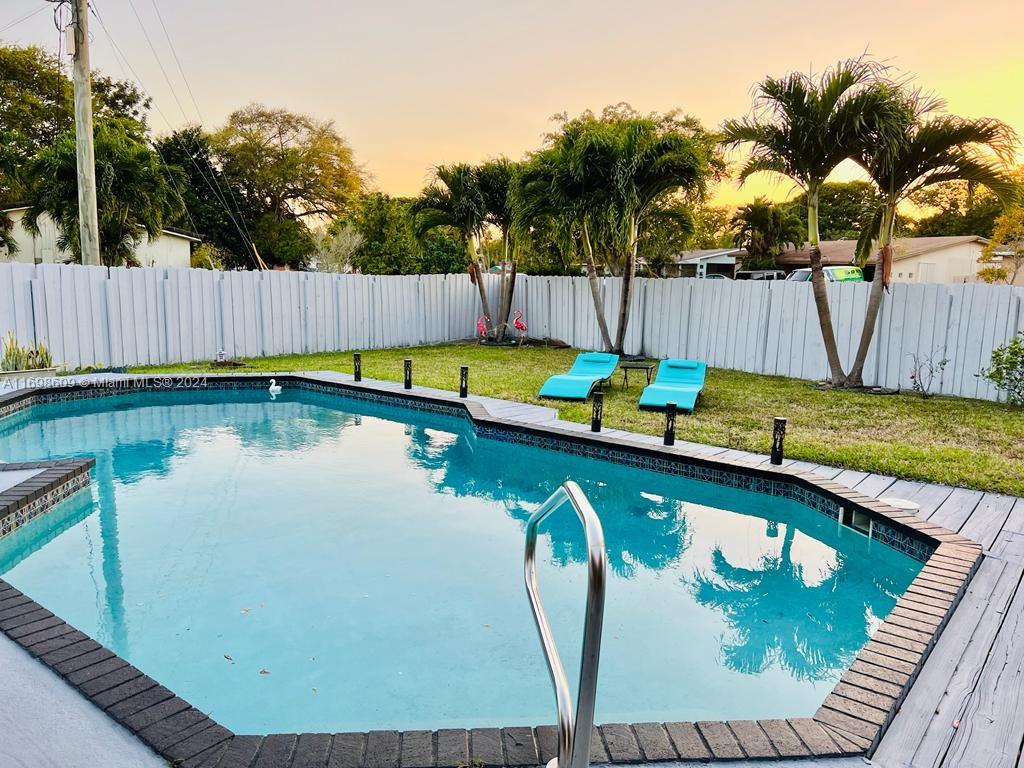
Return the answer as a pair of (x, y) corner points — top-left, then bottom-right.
(1, 262), (1022, 401)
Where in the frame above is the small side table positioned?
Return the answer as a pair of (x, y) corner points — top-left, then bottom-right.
(620, 361), (655, 389)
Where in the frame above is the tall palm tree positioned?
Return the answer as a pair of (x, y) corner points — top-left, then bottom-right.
(730, 197), (803, 270)
(515, 121), (615, 349)
(477, 157), (521, 340)
(723, 59), (905, 384)
(516, 109), (713, 353)
(410, 164), (492, 332)
(847, 97), (1019, 385)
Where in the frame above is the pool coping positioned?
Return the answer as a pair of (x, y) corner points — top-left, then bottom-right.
(0, 373), (984, 767)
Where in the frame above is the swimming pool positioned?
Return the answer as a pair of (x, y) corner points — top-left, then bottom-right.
(0, 385), (921, 735)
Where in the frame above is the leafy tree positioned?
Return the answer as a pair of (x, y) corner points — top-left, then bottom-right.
(310, 222), (363, 273)
(783, 181), (880, 240)
(846, 93), (1018, 386)
(251, 214), (316, 268)
(190, 243), (226, 270)
(0, 44), (149, 200)
(908, 181), (1003, 237)
(22, 119), (184, 267)
(347, 192), (464, 275)
(979, 206), (1024, 284)
(154, 127), (260, 269)
(730, 197), (803, 269)
(724, 58), (906, 385)
(211, 104), (364, 268)
(516, 105), (719, 353)
(637, 197), (695, 276)
(688, 204), (734, 248)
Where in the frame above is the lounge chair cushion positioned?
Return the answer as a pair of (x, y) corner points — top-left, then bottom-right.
(539, 352), (620, 400)
(639, 359), (707, 412)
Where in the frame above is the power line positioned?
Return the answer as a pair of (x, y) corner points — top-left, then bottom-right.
(121, 0), (262, 268)
(147, 0), (203, 122)
(0, 5), (48, 35)
(139, 0), (260, 264)
(88, 0), (263, 268)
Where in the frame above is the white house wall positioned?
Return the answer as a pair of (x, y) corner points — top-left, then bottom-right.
(1, 209), (192, 269)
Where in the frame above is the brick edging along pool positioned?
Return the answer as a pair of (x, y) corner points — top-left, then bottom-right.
(0, 373), (983, 767)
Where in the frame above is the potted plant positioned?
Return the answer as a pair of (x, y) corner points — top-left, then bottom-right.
(0, 332), (58, 383)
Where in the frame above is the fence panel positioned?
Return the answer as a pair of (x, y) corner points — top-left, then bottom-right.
(1, 262), (1021, 401)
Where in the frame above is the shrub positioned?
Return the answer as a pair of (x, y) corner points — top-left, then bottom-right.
(1, 332), (53, 372)
(982, 332), (1024, 405)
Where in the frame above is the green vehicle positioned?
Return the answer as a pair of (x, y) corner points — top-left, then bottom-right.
(785, 266), (865, 282)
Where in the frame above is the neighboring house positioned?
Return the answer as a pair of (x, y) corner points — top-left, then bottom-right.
(777, 236), (991, 284)
(988, 246), (1024, 286)
(0, 205), (199, 269)
(647, 248), (744, 278)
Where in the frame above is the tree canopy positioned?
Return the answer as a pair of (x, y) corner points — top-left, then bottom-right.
(731, 197), (803, 269)
(341, 193), (465, 275)
(0, 45), (149, 201)
(782, 181), (880, 241)
(23, 119), (184, 267)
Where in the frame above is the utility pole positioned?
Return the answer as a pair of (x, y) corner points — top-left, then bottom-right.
(70, 0), (101, 266)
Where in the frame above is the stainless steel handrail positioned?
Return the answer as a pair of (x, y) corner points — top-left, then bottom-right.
(524, 481), (607, 768)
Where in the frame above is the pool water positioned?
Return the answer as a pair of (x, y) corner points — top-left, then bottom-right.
(0, 389), (920, 733)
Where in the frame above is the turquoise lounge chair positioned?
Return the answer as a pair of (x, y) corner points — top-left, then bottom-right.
(539, 352), (620, 401)
(639, 359), (708, 413)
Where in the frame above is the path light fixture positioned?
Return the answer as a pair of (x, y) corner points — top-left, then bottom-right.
(353, 353), (362, 382)
(404, 358), (413, 389)
(459, 366), (469, 398)
(771, 416), (787, 465)
(591, 391), (603, 433)
(664, 403), (677, 446)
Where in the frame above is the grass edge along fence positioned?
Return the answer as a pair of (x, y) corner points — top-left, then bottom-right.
(1, 261), (1022, 402)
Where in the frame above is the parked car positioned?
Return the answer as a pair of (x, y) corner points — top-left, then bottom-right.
(735, 270), (786, 281)
(701, 273), (731, 280)
(785, 266), (864, 282)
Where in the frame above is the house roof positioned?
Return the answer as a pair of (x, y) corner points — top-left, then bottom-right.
(776, 236), (988, 266)
(671, 248), (744, 264)
(2, 203), (201, 242)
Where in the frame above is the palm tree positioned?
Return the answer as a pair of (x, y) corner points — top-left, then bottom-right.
(516, 108), (714, 353)
(477, 157), (522, 340)
(409, 164), (492, 332)
(723, 59), (905, 384)
(23, 118), (184, 267)
(515, 121), (615, 349)
(730, 197), (803, 270)
(846, 96), (1019, 386)
(692, 524), (897, 679)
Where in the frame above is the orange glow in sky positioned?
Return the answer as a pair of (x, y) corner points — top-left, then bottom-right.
(3, 0), (1022, 207)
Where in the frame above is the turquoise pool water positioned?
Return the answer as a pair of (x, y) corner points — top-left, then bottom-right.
(0, 389), (920, 733)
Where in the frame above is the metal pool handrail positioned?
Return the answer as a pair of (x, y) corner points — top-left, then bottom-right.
(524, 481), (607, 768)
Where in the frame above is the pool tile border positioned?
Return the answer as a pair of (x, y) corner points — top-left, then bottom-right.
(0, 458), (95, 540)
(0, 374), (984, 766)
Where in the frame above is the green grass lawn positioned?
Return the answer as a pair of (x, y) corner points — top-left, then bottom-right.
(135, 343), (1024, 497)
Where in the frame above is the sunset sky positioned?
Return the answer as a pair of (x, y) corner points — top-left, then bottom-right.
(4, 0), (1023, 206)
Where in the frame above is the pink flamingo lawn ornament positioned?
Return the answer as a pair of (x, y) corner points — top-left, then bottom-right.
(476, 315), (490, 339)
(513, 309), (527, 335)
